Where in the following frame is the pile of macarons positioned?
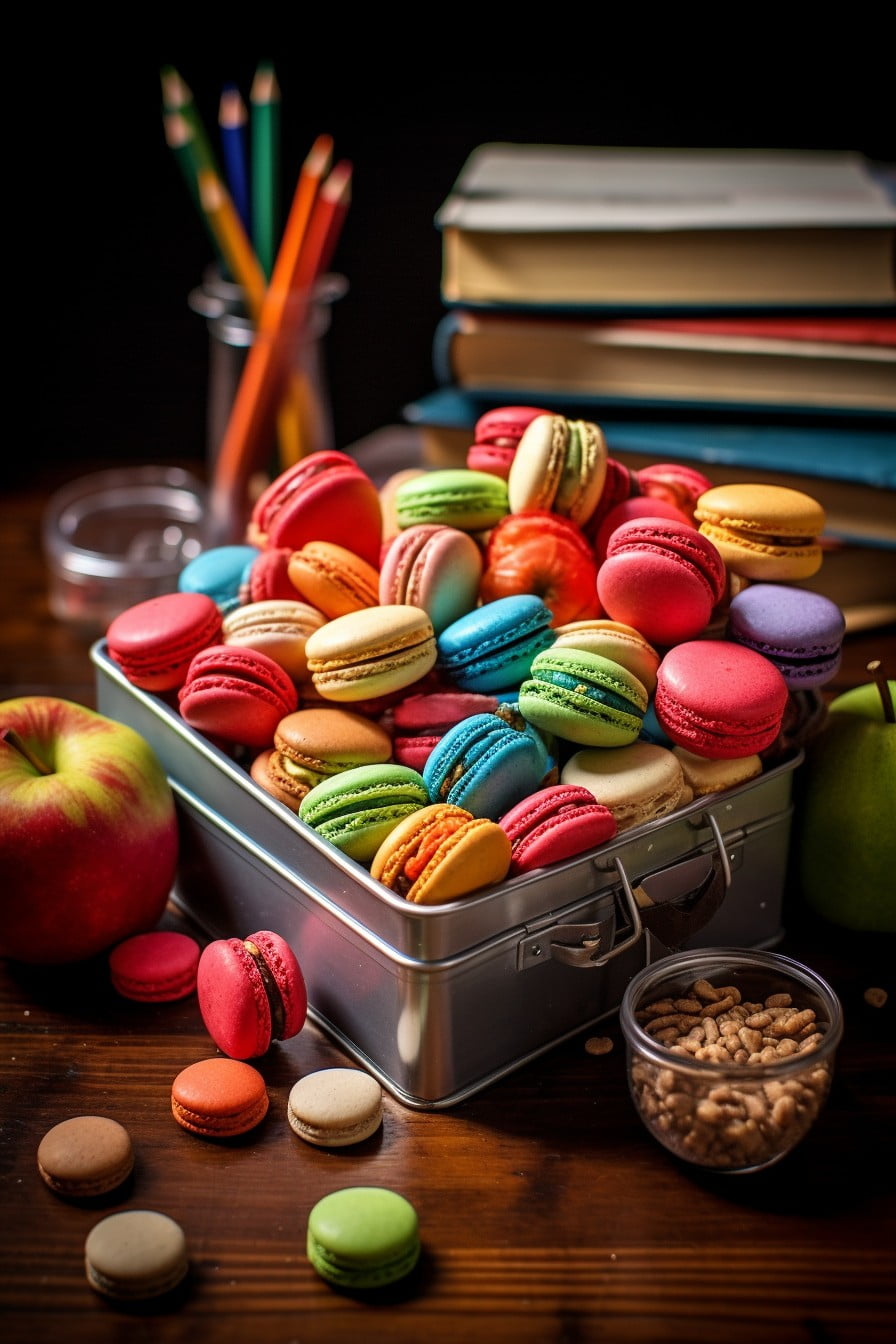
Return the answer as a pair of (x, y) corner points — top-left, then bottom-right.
(103, 415), (846, 904)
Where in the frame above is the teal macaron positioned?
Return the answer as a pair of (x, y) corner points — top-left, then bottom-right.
(307, 1186), (421, 1290)
(436, 594), (556, 695)
(394, 468), (509, 533)
(518, 647), (648, 747)
(177, 544), (261, 614)
(298, 763), (429, 864)
(422, 708), (553, 821)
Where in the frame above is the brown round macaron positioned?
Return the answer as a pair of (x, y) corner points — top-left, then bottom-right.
(84, 1209), (189, 1300)
(37, 1115), (135, 1199)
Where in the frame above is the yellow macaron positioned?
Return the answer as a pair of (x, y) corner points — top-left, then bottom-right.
(694, 482), (826, 581)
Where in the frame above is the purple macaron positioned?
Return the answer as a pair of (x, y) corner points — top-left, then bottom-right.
(726, 584), (846, 689)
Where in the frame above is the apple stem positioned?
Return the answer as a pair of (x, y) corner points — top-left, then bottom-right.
(1, 727), (53, 775)
(866, 661), (896, 724)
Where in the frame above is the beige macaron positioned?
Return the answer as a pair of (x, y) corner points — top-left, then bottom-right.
(287, 1068), (383, 1147)
(561, 740), (693, 832)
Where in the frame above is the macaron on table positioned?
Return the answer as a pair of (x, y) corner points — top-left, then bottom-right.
(92, 437), (815, 1107)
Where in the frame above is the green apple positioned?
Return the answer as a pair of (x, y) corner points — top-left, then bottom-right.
(0, 696), (178, 964)
(797, 676), (896, 932)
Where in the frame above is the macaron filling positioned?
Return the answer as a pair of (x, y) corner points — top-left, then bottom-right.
(243, 939), (285, 1040)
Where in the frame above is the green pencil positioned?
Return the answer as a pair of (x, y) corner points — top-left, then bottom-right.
(250, 60), (281, 279)
(163, 109), (229, 273)
(160, 64), (219, 177)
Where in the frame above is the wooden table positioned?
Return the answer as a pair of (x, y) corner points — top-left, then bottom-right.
(2, 462), (895, 1344)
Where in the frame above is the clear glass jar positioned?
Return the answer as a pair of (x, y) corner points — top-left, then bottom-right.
(619, 947), (843, 1174)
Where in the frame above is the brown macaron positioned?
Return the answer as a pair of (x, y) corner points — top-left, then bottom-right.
(38, 1116), (135, 1199)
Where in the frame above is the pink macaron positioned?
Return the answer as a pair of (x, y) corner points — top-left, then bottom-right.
(241, 547), (301, 603)
(597, 516), (727, 647)
(499, 784), (618, 875)
(592, 495), (692, 564)
(378, 523), (484, 634)
(246, 450), (382, 567)
(465, 404), (550, 478)
(178, 644), (299, 748)
(196, 929), (307, 1060)
(390, 689), (500, 771)
(654, 639), (790, 759)
(105, 592), (223, 693)
(637, 462), (715, 522)
(582, 457), (641, 547)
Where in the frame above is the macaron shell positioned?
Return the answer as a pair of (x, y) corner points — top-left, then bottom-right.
(638, 462), (715, 520)
(498, 784), (618, 874)
(378, 524), (484, 634)
(654, 639), (789, 758)
(222, 599), (328, 682)
(287, 1068), (384, 1147)
(298, 763), (430, 863)
(244, 547), (299, 602)
(38, 1116), (135, 1199)
(275, 706), (393, 778)
(306, 1187), (420, 1289)
(305, 605), (438, 702)
(394, 468), (509, 532)
(552, 418), (608, 526)
(250, 748), (309, 811)
(561, 741), (692, 832)
(518, 647), (648, 748)
(178, 645), (299, 748)
(507, 413), (569, 513)
(196, 930), (307, 1059)
(371, 802), (512, 903)
(84, 1210), (189, 1300)
(694, 482), (826, 581)
(672, 746), (764, 796)
(170, 1057), (269, 1136)
(108, 931), (200, 1002)
(726, 583), (845, 688)
(106, 592), (223, 692)
(422, 710), (552, 821)
(592, 496), (692, 564)
(247, 451), (383, 567)
(287, 541), (381, 618)
(436, 594), (556, 693)
(178, 544), (261, 613)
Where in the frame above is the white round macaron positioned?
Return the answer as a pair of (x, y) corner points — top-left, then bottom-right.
(287, 1068), (383, 1147)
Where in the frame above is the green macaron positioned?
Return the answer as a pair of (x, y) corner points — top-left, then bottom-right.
(298, 763), (429, 864)
(307, 1186), (421, 1290)
(394, 469), (509, 532)
(518, 647), (648, 747)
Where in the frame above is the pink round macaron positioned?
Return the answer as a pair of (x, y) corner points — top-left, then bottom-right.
(466, 405), (550, 478)
(108, 931), (201, 1002)
(105, 592), (223, 693)
(582, 457), (641, 547)
(597, 516), (727, 647)
(499, 784), (618, 875)
(196, 929), (307, 1060)
(242, 547), (301, 603)
(654, 639), (790, 759)
(178, 644), (299, 748)
(378, 523), (484, 634)
(637, 462), (715, 522)
(592, 495), (692, 564)
(391, 689), (500, 771)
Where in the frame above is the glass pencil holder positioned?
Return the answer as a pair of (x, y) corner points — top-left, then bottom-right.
(188, 267), (348, 489)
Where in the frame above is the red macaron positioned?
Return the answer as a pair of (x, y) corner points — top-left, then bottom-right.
(499, 783), (618, 875)
(597, 516), (727, 647)
(465, 404), (549, 478)
(246, 450), (383, 567)
(196, 929), (308, 1060)
(108, 931), (201, 1002)
(654, 639), (790, 759)
(178, 644), (299, 748)
(105, 592), (223, 693)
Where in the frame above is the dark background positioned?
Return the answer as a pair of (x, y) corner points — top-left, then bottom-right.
(26, 33), (895, 488)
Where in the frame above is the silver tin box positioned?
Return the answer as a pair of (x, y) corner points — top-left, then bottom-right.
(93, 641), (799, 1110)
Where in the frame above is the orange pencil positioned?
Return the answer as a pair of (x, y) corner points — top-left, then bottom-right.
(209, 135), (337, 540)
(293, 159), (353, 294)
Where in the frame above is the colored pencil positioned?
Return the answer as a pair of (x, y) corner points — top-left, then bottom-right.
(209, 140), (346, 540)
(292, 159), (353, 294)
(249, 61), (281, 279)
(197, 169), (304, 469)
(160, 65), (218, 177)
(218, 83), (251, 238)
(163, 111), (226, 266)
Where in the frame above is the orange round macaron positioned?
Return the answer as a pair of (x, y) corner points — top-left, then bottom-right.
(694, 482), (826, 581)
(287, 541), (381, 619)
(170, 1057), (269, 1137)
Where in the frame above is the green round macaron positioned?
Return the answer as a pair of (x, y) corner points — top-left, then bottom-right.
(307, 1186), (421, 1290)
(298, 763), (429, 864)
(519, 647), (647, 747)
(394, 469), (509, 532)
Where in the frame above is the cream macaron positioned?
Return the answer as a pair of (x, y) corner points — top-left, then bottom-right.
(287, 1068), (384, 1147)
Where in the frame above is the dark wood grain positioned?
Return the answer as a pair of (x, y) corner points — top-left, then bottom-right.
(2, 458), (895, 1344)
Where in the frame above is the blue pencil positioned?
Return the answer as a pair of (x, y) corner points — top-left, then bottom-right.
(218, 83), (251, 239)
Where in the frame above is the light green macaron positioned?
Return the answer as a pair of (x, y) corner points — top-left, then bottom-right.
(307, 1186), (421, 1290)
(394, 469), (509, 532)
(298, 763), (430, 864)
(518, 647), (648, 747)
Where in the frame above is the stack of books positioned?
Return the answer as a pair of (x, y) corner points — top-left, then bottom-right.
(404, 143), (896, 628)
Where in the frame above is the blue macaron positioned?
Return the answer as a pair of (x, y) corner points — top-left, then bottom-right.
(726, 583), (846, 689)
(423, 709), (553, 821)
(436, 595), (556, 695)
(178, 544), (262, 614)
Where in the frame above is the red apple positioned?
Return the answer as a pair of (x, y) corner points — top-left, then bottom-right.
(0, 696), (178, 964)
